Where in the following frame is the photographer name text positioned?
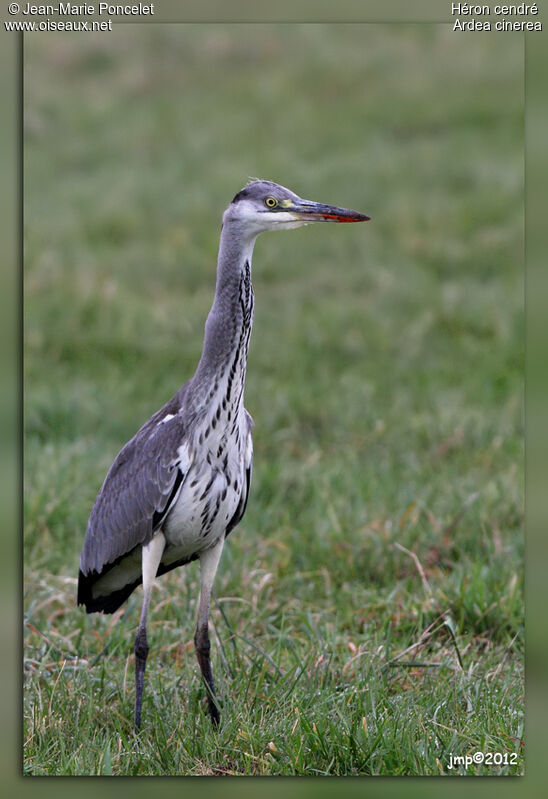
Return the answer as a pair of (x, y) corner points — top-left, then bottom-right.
(18, 3), (154, 15)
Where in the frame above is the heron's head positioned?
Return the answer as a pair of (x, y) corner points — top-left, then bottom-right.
(223, 180), (370, 236)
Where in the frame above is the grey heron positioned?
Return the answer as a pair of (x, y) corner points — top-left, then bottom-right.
(78, 180), (370, 729)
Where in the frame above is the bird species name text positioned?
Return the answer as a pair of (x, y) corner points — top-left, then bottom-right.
(451, 3), (541, 30)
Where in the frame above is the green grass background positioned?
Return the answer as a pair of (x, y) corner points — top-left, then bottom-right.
(23, 24), (523, 775)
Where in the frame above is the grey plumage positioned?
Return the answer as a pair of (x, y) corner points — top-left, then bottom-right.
(78, 180), (369, 729)
(78, 388), (190, 611)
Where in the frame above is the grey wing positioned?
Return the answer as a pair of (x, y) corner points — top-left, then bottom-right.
(80, 401), (192, 577)
(226, 409), (254, 536)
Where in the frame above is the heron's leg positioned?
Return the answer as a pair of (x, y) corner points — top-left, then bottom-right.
(134, 531), (166, 730)
(195, 536), (225, 725)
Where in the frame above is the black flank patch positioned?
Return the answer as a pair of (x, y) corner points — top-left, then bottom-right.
(151, 468), (184, 529)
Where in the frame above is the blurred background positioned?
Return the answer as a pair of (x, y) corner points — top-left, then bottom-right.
(23, 24), (523, 776)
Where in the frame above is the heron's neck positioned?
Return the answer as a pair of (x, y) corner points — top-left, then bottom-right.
(191, 223), (256, 410)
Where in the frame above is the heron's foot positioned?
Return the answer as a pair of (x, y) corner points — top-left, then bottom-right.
(207, 695), (220, 726)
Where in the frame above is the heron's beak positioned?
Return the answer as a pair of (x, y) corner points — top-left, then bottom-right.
(288, 198), (370, 223)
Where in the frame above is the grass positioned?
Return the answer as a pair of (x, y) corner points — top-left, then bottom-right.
(23, 24), (523, 775)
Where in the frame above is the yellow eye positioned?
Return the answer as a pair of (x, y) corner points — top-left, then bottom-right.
(265, 196), (278, 208)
